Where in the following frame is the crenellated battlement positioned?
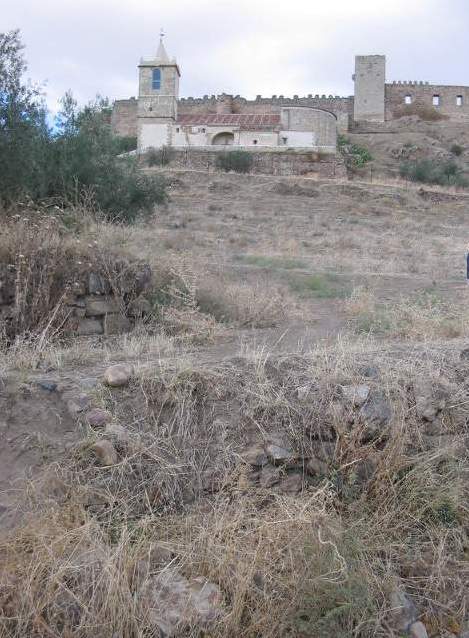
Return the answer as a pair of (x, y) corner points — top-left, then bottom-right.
(111, 51), (469, 141)
(389, 81), (430, 86)
(178, 93), (349, 105)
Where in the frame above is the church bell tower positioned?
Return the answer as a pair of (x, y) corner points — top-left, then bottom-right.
(137, 32), (180, 134)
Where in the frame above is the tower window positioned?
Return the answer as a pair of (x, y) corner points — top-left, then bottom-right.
(404, 95), (412, 105)
(457, 95), (463, 106)
(433, 95), (440, 106)
(152, 68), (161, 90)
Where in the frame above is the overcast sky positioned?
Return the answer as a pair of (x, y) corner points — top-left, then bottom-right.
(3, 0), (469, 112)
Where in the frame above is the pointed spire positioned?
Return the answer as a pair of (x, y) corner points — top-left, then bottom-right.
(156, 28), (169, 62)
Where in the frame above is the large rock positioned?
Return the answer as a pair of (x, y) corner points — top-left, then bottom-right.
(358, 390), (392, 440)
(85, 296), (120, 317)
(340, 384), (370, 407)
(85, 408), (112, 428)
(103, 363), (133, 387)
(77, 318), (103, 336)
(388, 588), (418, 632)
(104, 313), (132, 335)
(409, 621), (429, 638)
(88, 272), (110, 295)
(105, 422), (130, 443)
(91, 440), (118, 466)
(264, 443), (295, 465)
(240, 446), (268, 467)
(141, 568), (223, 636)
(276, 473), (302, 495)
(413, 376), (452, 422)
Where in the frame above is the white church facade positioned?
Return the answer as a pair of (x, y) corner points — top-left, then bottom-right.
(136, 38), (338, 153)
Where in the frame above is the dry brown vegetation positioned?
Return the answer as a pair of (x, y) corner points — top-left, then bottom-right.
(1, 167), (469, 637)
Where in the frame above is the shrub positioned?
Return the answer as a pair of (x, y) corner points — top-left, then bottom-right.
(47, 94), (167, 222)
(216, 150), (253, 173)
(115, 135), (137, 154)
(399, 159), (468, 187)
(0, 31), (166, 222)
(338, 136), (373, 168)
(450, 143), (464, 157)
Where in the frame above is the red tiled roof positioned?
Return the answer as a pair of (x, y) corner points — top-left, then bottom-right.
(176, 113), (281, 130)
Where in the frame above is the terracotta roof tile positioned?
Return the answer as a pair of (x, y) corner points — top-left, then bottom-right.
(176, 113), (280, 130)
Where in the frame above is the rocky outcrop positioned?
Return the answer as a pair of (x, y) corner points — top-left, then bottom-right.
(140, 568), (224, 636)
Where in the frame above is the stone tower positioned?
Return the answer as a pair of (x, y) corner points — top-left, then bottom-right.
(137, 35), (180, 149)
(353, 55), (385, 122)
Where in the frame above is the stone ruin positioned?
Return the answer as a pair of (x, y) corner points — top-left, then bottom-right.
(0, 261), (152, 339)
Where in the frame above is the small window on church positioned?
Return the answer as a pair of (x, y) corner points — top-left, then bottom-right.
(152, 68), (161, 90)
(433, 95), (440, 106)
(253, 139), (258, 145)
(404, 95), (412, 105)
(457, 95), (463, 106)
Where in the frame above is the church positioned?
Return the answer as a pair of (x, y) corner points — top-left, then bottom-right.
(133, 37), (338, 153)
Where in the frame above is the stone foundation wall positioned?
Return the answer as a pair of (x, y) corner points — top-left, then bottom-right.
(0, 267), (152, 339)
(162, 148), (346, 179)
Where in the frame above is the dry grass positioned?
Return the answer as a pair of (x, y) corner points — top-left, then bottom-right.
(1, 341), (469, 636)
(196, 276), (289, 327)
(346, 287), (469, 340)
(2, 170), (469, 637)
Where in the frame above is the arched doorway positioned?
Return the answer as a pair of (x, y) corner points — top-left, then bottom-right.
(211, 132), (235, 146)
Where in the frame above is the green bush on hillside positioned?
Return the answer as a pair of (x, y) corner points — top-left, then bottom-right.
(399, 159), (468, 187)
(216, 150), (253, 173)
(338, 135), (373, 168)
(450, 143), (464, 157)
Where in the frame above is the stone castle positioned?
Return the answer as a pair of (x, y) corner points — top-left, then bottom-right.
(111, 38), (469, 154)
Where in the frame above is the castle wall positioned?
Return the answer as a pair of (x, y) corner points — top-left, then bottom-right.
(385, 82), (469, 120)
(178, 95), (352, 133)
(111, 98), (138, 137)
(112, 94), (351, 139)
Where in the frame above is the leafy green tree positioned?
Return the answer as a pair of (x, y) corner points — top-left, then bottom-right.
(49, 93), (167, 222)
(0, 30), (166, 222)
(0, 29), (50, 202)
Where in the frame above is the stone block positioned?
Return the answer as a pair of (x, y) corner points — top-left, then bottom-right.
(77, 318), (104, 336)
(88, 273), (110, 295)
(85, 296), (120, 317)
(104, 313), (132, 335)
